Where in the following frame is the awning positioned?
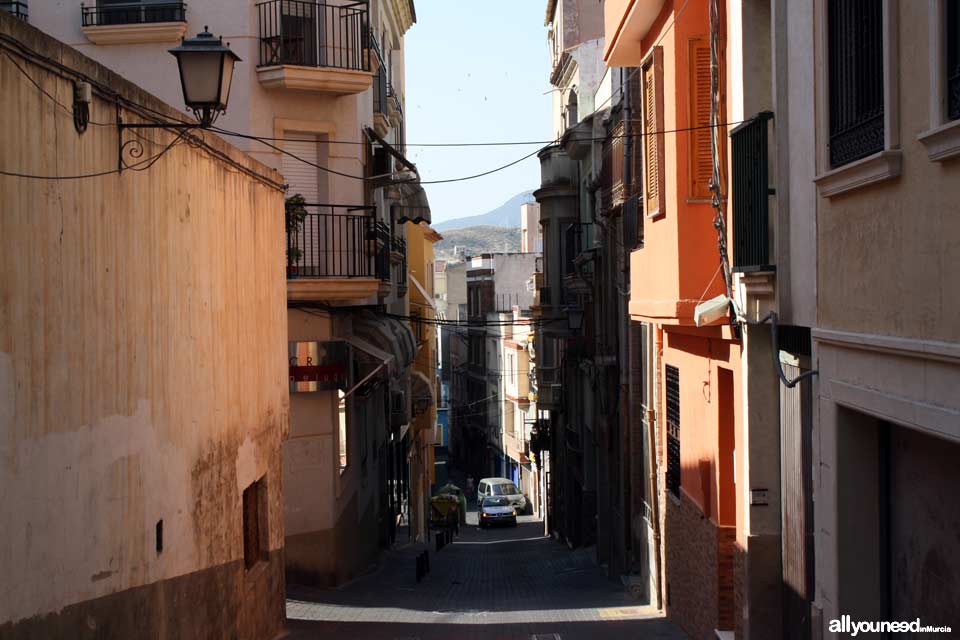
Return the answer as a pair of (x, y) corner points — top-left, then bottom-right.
(364, 127), (431, 224)
(394, 182), (431, 225)
(352, 311), (416, 377)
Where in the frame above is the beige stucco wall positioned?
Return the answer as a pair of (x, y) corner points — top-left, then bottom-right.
(0, 16), (288, 627)
(816, 1), (960, 343)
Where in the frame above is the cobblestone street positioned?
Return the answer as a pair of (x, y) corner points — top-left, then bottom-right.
(286, 510), (688, 640)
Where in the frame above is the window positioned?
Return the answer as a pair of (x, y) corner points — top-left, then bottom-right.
(949, 1), (960, 121)
(689, 38), (724, 200)
(827, 0), (884, 168)
(642, 47), (665, 218)
(666, 365), (681, 499)
(242, 477), (268, 569)
(507, 352), (515, 385)
(338, 389), (348, 473)
(814, 0), (900, 195)
(919, 0), (960, 161)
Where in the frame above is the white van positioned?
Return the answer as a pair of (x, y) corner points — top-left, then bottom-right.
(476, 477), (526, 512)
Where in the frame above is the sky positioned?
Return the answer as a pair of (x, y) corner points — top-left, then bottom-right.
(404, 1), (553, 224)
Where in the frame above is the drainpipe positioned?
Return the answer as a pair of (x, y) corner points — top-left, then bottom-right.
(649, 325), (665, 610)
(620, 66), (634, 582)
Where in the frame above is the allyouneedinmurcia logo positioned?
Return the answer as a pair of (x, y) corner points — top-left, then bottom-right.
(829, 615), (952, 636)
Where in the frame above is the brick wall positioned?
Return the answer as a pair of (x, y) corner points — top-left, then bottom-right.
(664, 491), (721, 640)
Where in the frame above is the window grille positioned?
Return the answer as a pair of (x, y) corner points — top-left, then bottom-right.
(827, 0), (884, 167)
(948, 0), (960, 121)
(666, 365), (681, 499)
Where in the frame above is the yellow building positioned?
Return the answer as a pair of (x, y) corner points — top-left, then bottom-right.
(405, 221), (443, 540)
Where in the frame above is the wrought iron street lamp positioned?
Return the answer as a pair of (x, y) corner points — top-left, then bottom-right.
(169, 27), (240, 128)
(566, 307), (584, 332)
(116, 26), (240, 171)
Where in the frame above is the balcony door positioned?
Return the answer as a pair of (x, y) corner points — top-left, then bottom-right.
(283, 132), (329, 276)
(280, 1), (319, 67)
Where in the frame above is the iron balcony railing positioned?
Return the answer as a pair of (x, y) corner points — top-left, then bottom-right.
(256, 0), (369, 71)
(370, 30), (388, 118)
(539, 286), (552, 306)
(730, 111), (774, 272)
(392, 235), (407, 291)
(563, 223), (592, 276)
(622, 194), (643, 251)
(600, 120), (625, 212)
(374, 220), (392, 281)
(1, 1), (28, 20)
(286, 204), (387, 279)
(81, 2), (185, 26)
(387, 82), (405, 153)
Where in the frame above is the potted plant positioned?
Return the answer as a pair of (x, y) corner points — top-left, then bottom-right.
(285, 194), (307, 278)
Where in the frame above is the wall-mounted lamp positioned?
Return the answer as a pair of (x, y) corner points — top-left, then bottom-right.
(117, 27), (239, 170)
(169, 27), (240, 127)
(565, 306), (584, 332)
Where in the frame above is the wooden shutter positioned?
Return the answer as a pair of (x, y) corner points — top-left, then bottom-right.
(690, 38), (714, 199)
(643, 47), (665, 218)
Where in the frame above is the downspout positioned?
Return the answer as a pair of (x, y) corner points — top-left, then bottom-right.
(649, 325), (665, 610)
(620, 66), (634, 581)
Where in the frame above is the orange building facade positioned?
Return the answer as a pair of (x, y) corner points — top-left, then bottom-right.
(606, 1), (743, 638)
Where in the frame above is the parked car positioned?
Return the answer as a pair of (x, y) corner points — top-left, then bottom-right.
(476, 477), (527, 513)
(478, 496), (517, 528)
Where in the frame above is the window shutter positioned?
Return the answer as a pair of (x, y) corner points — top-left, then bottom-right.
(643, 47), (665, 218)
(643, 62), (660, 216)
(690, 38), (714, 200)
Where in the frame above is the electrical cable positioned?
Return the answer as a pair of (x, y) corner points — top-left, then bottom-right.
(0, 37), (282, 189)
(1, 128), (188, 180)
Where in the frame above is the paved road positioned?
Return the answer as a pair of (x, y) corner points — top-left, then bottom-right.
(285, 509), (687, 640)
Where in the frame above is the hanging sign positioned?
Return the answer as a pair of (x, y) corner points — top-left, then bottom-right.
(289, 341), (349, 393)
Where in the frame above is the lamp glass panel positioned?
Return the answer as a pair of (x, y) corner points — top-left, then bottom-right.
(177, 51), (222, 105)
(218, 55), (235, 109)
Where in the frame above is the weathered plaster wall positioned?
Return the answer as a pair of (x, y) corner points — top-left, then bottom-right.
(0, 15), (288, 635)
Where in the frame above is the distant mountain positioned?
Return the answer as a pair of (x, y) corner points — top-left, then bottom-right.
(434, 226), (521, 262)
(433, 190), (535, 231)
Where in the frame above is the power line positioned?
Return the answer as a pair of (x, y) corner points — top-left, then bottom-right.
(1, 128), (189, 180)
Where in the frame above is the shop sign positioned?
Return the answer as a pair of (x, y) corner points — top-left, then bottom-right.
(289, 341), (349, 393)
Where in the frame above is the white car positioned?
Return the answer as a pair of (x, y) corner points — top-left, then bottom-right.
(478, 496), (517, 528)
(477, 477), (527, 513)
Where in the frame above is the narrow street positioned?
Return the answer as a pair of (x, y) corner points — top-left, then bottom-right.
(286, 508), (686, 640)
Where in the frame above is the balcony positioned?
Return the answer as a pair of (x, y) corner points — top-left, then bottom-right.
(370, 31), (389, 137)
(80, 2), (187, 44)
(387, 83), (405, 152)
(731, 112), (775, 305)
(1, 2), (28, 20)
(390, 237), (407, 297)
(256, 0), (374, 95)
(731, 112), (774, 273)
(286, 203), (386, 303)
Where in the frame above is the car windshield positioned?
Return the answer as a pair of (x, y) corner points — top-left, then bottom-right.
(483, 497), (510, 507)
(491, 483), (518, 496)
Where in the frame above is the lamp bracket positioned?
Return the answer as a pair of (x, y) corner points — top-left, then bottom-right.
(116, 108), (200, 173)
